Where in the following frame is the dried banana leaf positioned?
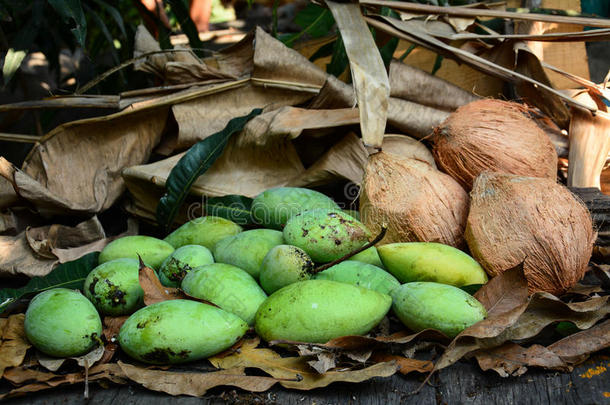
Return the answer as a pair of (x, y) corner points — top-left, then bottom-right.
(327, 0), (390, 148)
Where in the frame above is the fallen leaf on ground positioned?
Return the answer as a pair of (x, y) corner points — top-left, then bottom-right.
(369, 353), (433, 375)
(37, 345), (105, 372)
(436, 266), (610, 371)
(0, 363), (126, 399)
(209, 338), (399, 390)
(474, 319), (610, 376)
(117, 361), (278, 397)
(138, 261), (185, 305)
(0, 314), (31, 378)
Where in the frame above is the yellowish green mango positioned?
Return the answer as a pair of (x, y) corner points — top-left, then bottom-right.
(213, 229), (283, 279)
(348, 246), (385, 269)
(283, 209), (372, 263)
(158, 245), (214, 287)
(391, 282), (486, 338)
(252, 187), (339, 229)
(255, 280), (391, 343)
(378, 242), (487, 287)
(84, 258), (143, 316)
(313, 261), (400, 295)
(99, 236), (174, 269)
(118, 299), (247, 364)
(25, 288), (102, 357)
(164, 216), (243, 249)
(181, 263), (267, 325)
(259, 245), (314, 294)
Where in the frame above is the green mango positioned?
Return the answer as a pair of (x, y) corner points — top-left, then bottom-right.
(259, 245), (314, 294)
(164, 216), (243, 249)
(99, 236), (174, 270)
(314, 261), (400, 295)
(213, 229), (284, 279)
(391, 282), (486, 338)
(158, 245), (214, 287)
(348, 246), (385, 269)
(343, 209), (361, 221)
(283, 209), (372, 263)
(252, 187), (339, 229)
(25, 288), (102, 357)
(118, 299), (248, 364)
(378, 242), (488, 287)
(181, 263), (267, 325)
(255, 280), (391, 343)
(84, 258), (143, 316)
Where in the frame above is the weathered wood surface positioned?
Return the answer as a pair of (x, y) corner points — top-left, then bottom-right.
(3, 355), (609, 404)
(570, 187), (610, 246)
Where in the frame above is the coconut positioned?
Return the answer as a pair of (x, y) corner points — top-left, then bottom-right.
(382, 134), (437, 168)
(432, 99), (558, 190)
(466, 172), (595, 295)
(360, 151), (469, 248)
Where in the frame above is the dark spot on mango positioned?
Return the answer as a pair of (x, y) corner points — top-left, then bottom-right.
(88, 277), (99, 296)
(302, 228), (309, 237)
(334, 239), (342, 246)
(142, 347), (190, 363)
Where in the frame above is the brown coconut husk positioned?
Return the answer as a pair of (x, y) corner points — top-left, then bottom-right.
(432, 99), (558, 191)
(360, 151), (469, 248)
(466, 172), (595, 296)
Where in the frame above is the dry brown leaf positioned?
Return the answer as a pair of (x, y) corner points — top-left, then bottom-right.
(0, 363), (126, 399)
(117, 361), (277, 397)
(327, 0), (389, 148)
(209, 338), (398, 390)
(474, 319), (610, 376)
(0, 314), (30, 378)
(489, 40), (570, 127)
(389, 60), (479, 111)
(0, 176), (18, 210)
(309, 74), (449, 139)
(369, 353), (433, 375)
(168, 83), (314, 152)
(25, 216), (105, 259)
(139, 262), (185, 305)
(37, 345), (105, 372)
(474, 342), (567, 377)
(436, 267), (610, 371)
(0, 230), (56, 278)
(4, 106), (168, 217)
(252, 27), (327, 88)
(288, 132), (367, 188)
(0, 216), (134, 277)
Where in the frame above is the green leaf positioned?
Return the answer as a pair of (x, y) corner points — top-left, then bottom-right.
(398, 44), (417, 62)
(48, 0), (87, 47)
(327, 35), (348, 78)
(84, 4), (120, 65)
(431, 54), (444, 75)
(2, 48), (27, 87)
(206, 195), (254, 226)
(156, 108), (263, 231)
(309, 40), (335, 63)
(166, 0), (203, 54)
(90, 0), (126, 39)
(0, 252), (99, 314)
(282, 4), (335, 47)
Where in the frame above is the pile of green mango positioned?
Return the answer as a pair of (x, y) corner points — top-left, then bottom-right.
(23, 187), (489, 364)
